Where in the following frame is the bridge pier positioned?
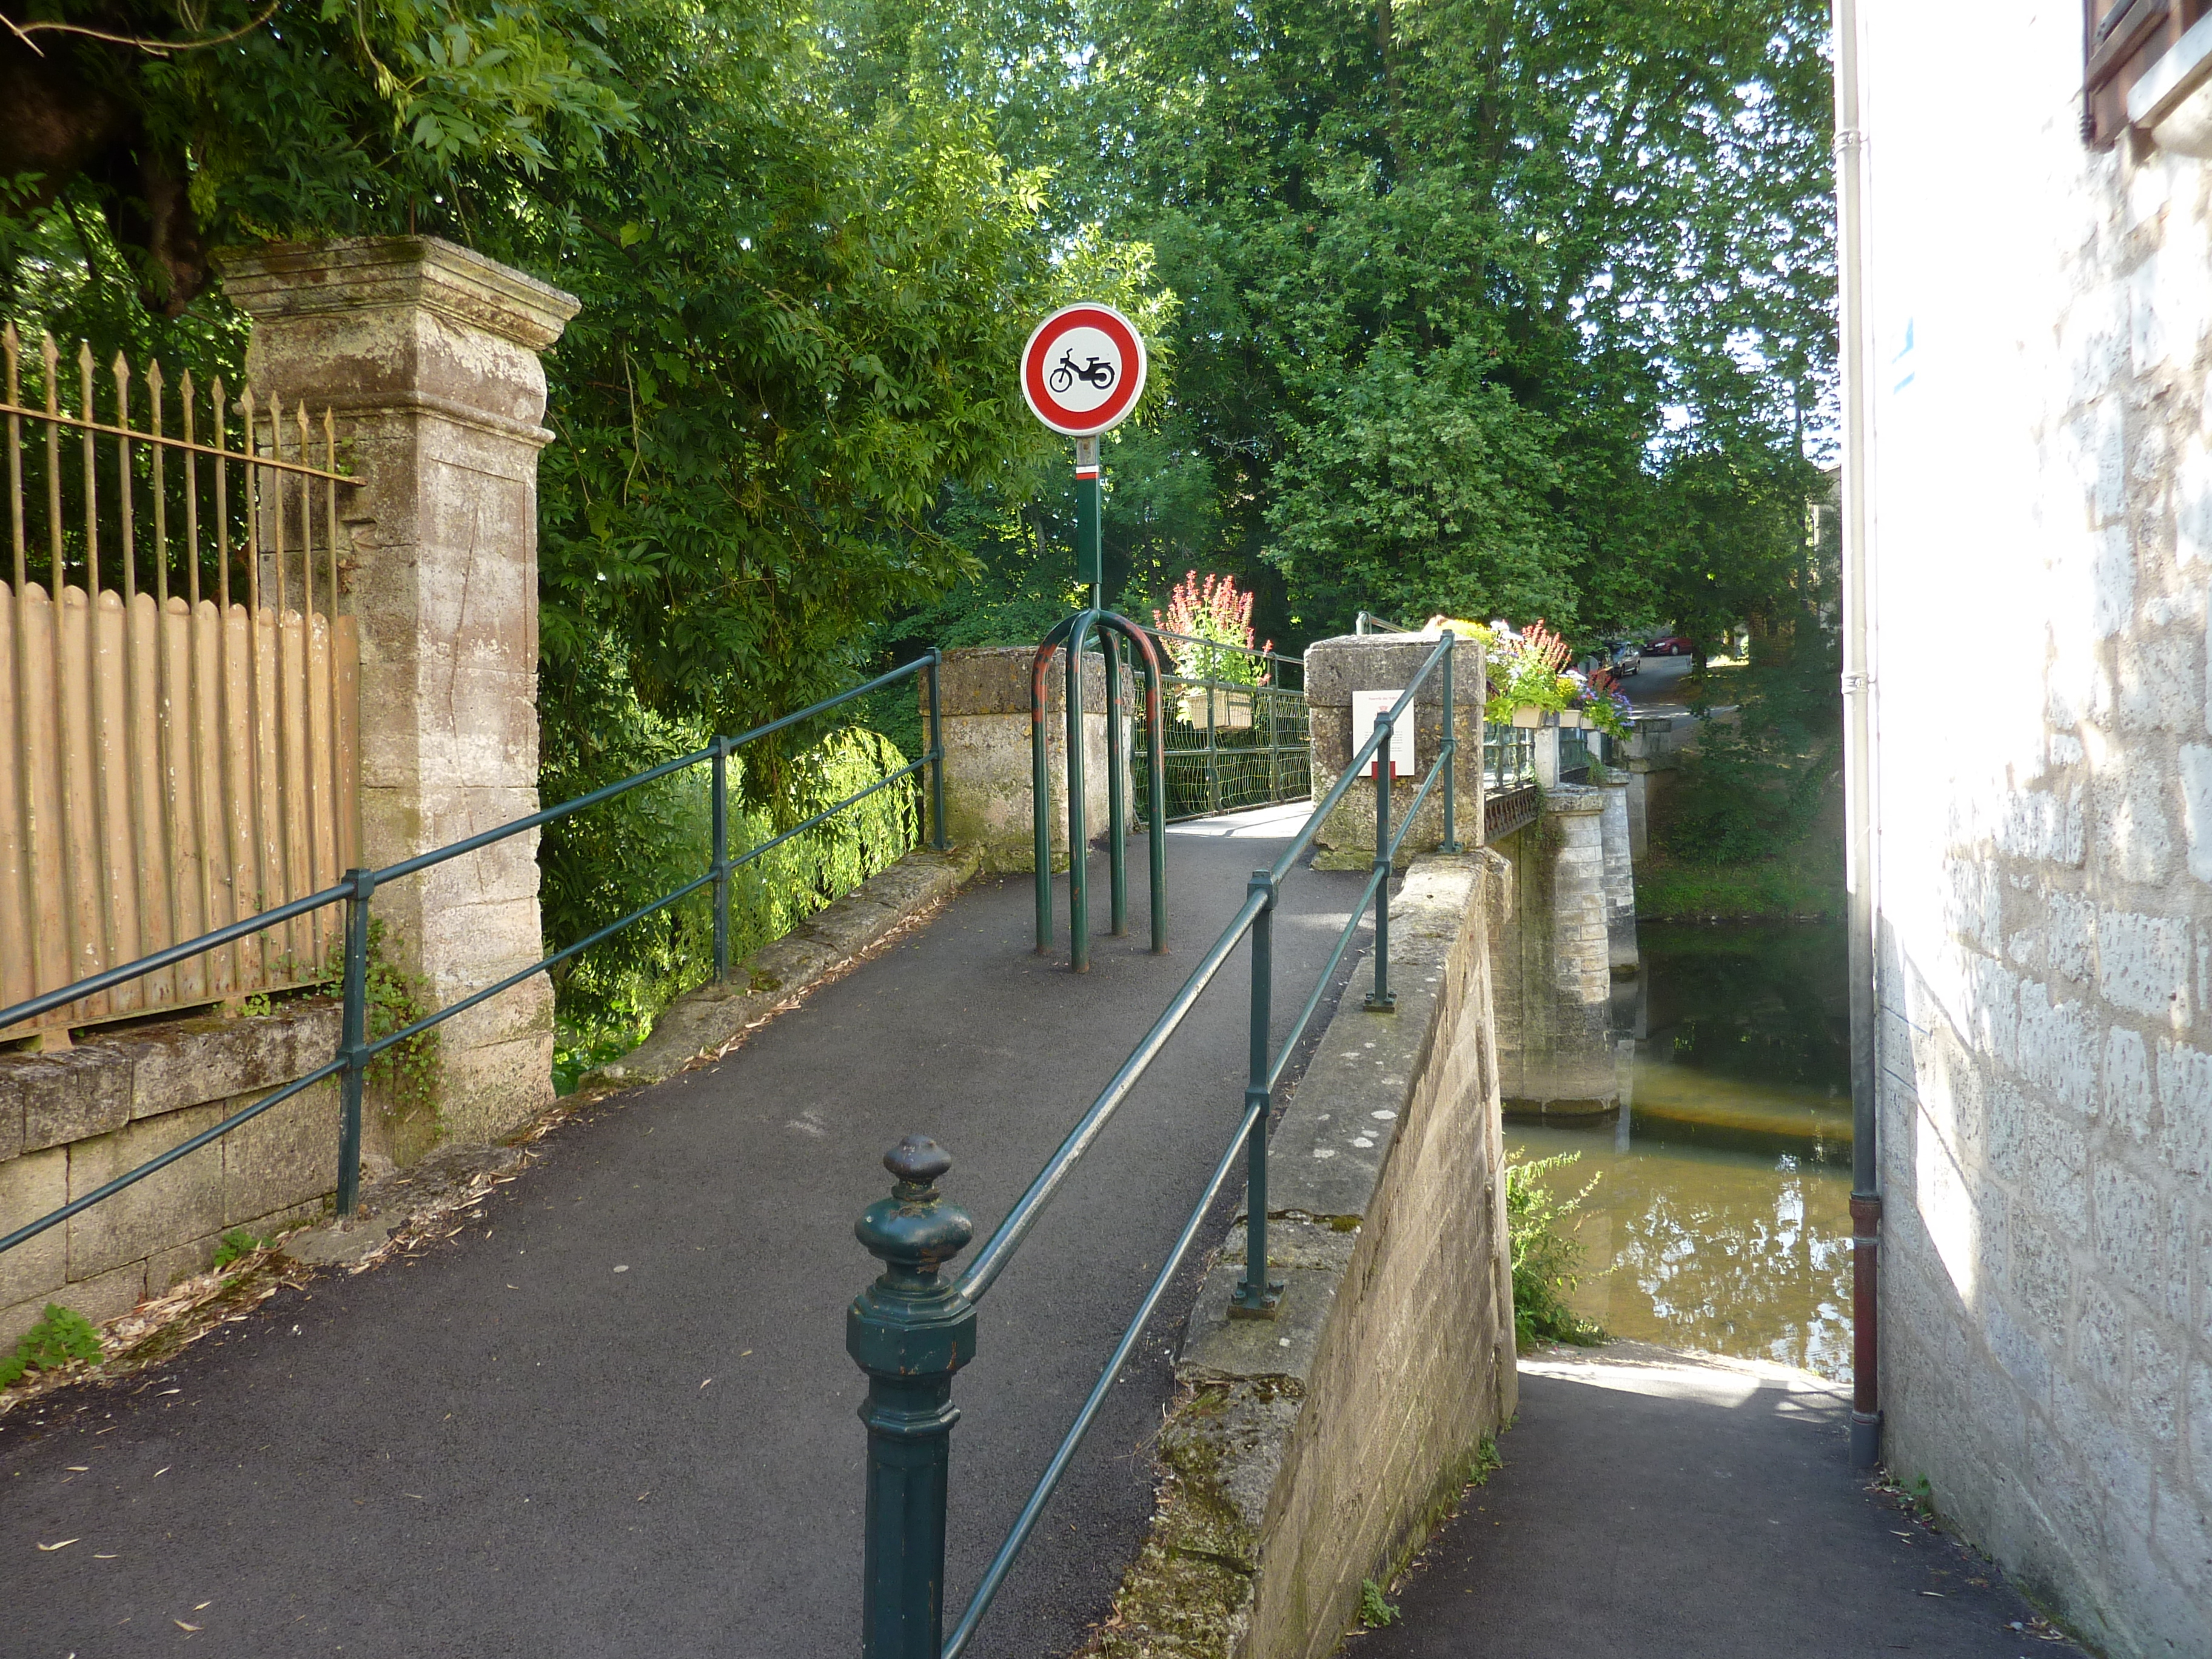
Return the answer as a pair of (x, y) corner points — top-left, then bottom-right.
(1490, 786), (1618, 1116)
(1595, 766), (1638, 975)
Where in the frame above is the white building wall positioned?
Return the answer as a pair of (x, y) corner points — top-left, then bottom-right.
(1860, 6), (2212, 1652)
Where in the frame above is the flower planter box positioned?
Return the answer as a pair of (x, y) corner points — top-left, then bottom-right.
(1506, 706), (1584, 729)
(1181, 686), (1257, 729)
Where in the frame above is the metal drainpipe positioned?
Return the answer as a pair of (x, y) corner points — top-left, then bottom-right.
(1834, 0), (1883, 1472)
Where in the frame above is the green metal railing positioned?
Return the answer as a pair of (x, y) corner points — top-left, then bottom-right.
(1133, 628), (1310, 822)
(846, 631), (1464, 1659)
(0, 654), (951, 1261)
(1353, 609), (1412, 634)
(1560, 724), (1594, 783)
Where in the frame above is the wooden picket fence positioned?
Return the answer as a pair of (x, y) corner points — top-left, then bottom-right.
(0, 329), (360, 1043)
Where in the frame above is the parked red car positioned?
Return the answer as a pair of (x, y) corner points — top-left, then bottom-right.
(1645, 635), (1694, 656)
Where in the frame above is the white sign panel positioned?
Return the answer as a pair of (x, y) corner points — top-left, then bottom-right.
(1351, 690), (1418, 774)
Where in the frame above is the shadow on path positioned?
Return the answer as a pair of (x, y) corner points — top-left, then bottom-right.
(1356, 1343), (2088, 1659)
(2, 803), (1367, 1659)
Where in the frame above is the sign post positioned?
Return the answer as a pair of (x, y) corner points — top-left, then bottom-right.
(1019, 304), (1165, 968)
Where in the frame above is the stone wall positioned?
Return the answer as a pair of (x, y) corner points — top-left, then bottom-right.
(1303, 634), (1485, 871)
(1858, 7), (2212, 1651)
(933, 646), (1132, 872)
(1090, 851), (1516, 1659)
(1, 1007), (347, 1344)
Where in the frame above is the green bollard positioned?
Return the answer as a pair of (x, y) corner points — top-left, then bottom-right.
(850, 1136), (976, 1659)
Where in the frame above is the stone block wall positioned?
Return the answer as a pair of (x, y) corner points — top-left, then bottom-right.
(932, 645), (1133, 872)
(1857, 7), (2212, 1651)
(1095, 852), (1515, 1659)
(1, 1005), (346, 1344)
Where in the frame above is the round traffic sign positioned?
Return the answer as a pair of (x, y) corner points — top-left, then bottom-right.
(1021, 303), (1147, 436)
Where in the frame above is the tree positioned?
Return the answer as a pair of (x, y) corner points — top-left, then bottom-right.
(913, 0), (1836, 648)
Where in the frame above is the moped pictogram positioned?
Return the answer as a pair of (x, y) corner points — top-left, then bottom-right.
(1047, 350), (1116, 395)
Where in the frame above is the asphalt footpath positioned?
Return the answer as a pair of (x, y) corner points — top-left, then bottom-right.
(1353, 1343), (2091, 1659)
(2, 803), (1371, 1659)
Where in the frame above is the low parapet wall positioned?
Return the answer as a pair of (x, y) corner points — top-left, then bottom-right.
(1088, 850), (1515, 1658)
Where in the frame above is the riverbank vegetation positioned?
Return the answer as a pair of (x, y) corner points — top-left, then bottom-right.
(1505, 1151), (1606, 1349)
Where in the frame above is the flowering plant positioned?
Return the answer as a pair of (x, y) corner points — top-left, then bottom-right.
(1482, 618), (1575, 723)
(1482, 617), (1632, 739)
(1578, 668), (1634, 740)
(1155, 571), (1272, 687)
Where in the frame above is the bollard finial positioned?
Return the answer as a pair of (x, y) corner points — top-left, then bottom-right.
(884, 1134), (953, 1192)
(856, 1138), (974, 1290)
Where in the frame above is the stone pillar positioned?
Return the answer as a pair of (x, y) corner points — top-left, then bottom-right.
(1595, 766), (1638, 974)
(1503, 786), (1616, 1114)
(933, 646), (1131, 873)
(222, 236), (578, 1157)
(1533, 726), (1561, 791)
(1304, 634), (1485, 871)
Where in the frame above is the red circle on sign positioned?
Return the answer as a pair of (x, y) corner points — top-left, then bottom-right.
(1021, 303), (1147, 436)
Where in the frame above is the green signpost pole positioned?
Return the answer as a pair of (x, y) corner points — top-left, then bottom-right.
(1019, 303), (1160, 969)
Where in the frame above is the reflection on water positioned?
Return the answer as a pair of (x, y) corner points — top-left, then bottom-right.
(1506, 923), (1855, 1378)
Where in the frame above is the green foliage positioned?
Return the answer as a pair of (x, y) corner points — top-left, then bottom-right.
(212, 1228), (270, 1271)
(947, 0), (1838, 649)
(1655, 626), (1842, 866)
(1358, 1579), (1401, 1629)
(0, 1304), (103, 1389)
(317, 920), (440, 1117)
(539, 642), (922, 1084)
(1506, 1151), (1606, 1349)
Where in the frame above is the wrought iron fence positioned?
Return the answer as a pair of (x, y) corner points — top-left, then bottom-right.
(1483, 722), (1538, 839)
(0, 655), (950, 1259)
(1560, 724), (1593, 783)
(1130, 627), (1309, 820)
(0, 327), (359, 1042)
(846, 632), (1465, 1659)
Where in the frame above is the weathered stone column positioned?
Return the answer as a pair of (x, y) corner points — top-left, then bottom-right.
(1505, 786), (1616, 1113)
(1304, 634), (1485, 870)
(1532, 726), (1561, 791)
(1595, 765), (1638, 974)
(933, 646), (1131, 873)
(222, 236), (577, 1157)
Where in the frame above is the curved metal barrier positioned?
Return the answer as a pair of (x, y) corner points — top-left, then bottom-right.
(848, 631), (1465, 1659)
(0, 654), (951, 1259)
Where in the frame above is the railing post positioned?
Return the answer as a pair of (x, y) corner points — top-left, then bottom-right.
(1033, 650), (1054, 954)
(1065, 625), (1090, 971)
(335, 867), (375, 1219)
(849, 1136), (976, 1659)
(927, 650), (948, 852)
(1440, 631), (1459, 852)
(711, 736), (731, 983)
(1205, 673), (1220, 814)
(1104, 629), (1127, 936)
(1366, 734), (1395, 1013)
(1230, 871), (1282, 1318)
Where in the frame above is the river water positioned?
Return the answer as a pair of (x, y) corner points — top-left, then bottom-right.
(1504, 922), (1855, 1378)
